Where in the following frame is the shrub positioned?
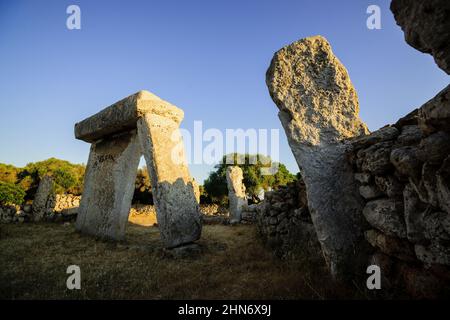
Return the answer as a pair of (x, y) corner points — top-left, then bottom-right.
(0, 181), (26, 206)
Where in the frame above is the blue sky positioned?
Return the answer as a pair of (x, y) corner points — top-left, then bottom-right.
(0, 0), (448, 183)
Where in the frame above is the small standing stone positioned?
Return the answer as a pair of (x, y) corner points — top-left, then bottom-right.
(226, 166), (247, 224)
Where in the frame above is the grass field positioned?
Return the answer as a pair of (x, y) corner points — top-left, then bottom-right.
(0, 222), (364, 299)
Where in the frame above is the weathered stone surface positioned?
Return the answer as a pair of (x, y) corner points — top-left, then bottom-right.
(32, 175), (54, 222)
(75, 90), (202, 248)
(354, 173), (371, 185)
(359, 184), (382, 200)
(226, 166), (247, 223)
(396, 125), (422, 146)
(363, 199), (406, 238)
(390, 146), (422, 180)
(417, 131), (450, 165)
(418, 85), (450, 134)
(437, 156), (450, 214)
(403, 183), (426, 243)
(391, 0), (450, 74)
(415, 243), (450, 266)
(409, 162), (439, 207)
(365, 229), (415, 262)
(374, 175), (403, 198)
(138, 112), (202, 248)
(394, 108), (419, 128)
(423, 211), (450, 241)
(75, 91), (184, 143)
(75, 130), (142, 240)
(266, 35), (369, 278)
(360, 142), (393, 175)
(351, 126), (399, 150)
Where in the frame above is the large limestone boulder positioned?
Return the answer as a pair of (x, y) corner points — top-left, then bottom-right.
(391, 0), (450, 74)
(266, 35), (369, 278)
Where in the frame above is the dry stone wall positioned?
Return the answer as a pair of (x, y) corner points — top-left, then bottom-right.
(257, 180), (321, 258)
(348, 90), (450, 298)
(0, 194), (81, 224)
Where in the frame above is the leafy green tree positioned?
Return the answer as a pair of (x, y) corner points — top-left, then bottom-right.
(203, 153), (296, 203)
(13, 158), (85, 198)
(133, 166), (153, 204)
(0, 164), (21, 184)
(0, 181), (26, 206)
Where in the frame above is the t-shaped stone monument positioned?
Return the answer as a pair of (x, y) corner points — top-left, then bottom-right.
(74, 91), (202, 248)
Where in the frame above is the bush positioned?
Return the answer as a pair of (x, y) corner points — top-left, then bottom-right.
(0, 181), (26, 206)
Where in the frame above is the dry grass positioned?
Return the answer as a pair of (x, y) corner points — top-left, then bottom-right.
(0, 222), (362, 299)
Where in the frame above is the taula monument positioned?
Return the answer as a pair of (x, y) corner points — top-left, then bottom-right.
(74, 90), (202, 248)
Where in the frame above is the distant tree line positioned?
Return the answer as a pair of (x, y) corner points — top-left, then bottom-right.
(0, 154), (298, 206)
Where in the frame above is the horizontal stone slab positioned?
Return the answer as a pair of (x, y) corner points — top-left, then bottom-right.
(75, 90), (184, 143)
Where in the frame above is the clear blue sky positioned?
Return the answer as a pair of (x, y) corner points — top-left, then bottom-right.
(0, 0), (448, 183)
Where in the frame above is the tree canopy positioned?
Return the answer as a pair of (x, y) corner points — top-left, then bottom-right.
(203, 153), (297, 203)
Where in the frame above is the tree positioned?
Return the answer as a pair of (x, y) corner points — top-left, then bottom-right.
(203, 153), (296, 203)
(133, 166), (153, 204)
(0, 181), (26, 206)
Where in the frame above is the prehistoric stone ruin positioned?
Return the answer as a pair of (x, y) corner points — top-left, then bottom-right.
(74, 91), (202, 248)
(266, 35), (370, 278)
(226, 166), (247, 223)
(32, 175), (54, 222)
(257, 179), (320, 258)
(264, 0), (450, 297)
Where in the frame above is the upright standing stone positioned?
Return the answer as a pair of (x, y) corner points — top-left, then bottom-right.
(32, 175), (54, 222)
(266, 36), (369, 278)
(226, 166), (247, 223)
(137, 108), (202, 248)
(75, 91), (202, 247)
(75, 130), (142, 240)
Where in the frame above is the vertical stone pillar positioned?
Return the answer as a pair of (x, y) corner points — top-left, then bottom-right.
(226, 166), (247, 223)
(32, 175), (54, 222)
(137, 111), (202, 248)
(266, 36), (370, 278)
(75, 130), (141, 240)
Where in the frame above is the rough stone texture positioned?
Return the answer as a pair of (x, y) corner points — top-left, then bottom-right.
(363, 199), (406, 238)
(418, 85), (450, 135)
(137, 112), (202, 248)
(348, 82), (450, 298)
(256, 180), (321, 258)
(365, 229), (415, 262)
(266, 35), (370, 278)
(360, 141), (394, 175)
(75, 91), (202, 248)
(391, 0), (450, 74)
(226, 166), (247, 223)
(75, 130), (142, 240)
(32, 176), (54, 222)
(75, 91), (183, 143)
